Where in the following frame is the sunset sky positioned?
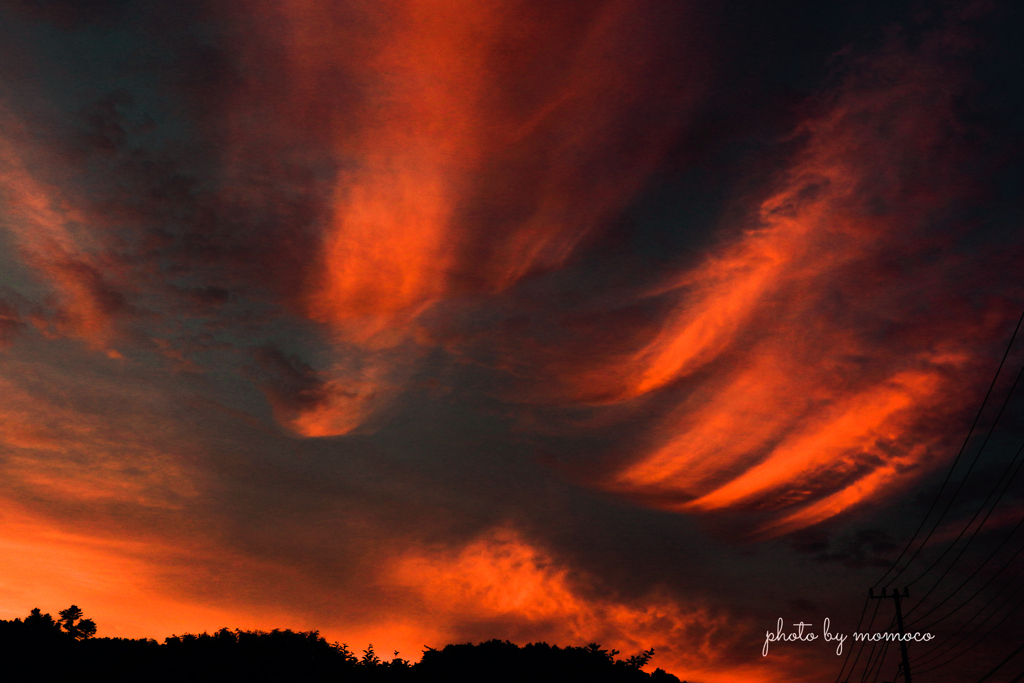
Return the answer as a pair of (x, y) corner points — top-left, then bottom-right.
(1, 1), (1023, 681)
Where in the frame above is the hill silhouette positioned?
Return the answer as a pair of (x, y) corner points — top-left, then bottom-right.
(0, 607), (686, 682)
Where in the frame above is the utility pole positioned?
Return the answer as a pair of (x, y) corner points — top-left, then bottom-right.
(869, 587), (912, 683)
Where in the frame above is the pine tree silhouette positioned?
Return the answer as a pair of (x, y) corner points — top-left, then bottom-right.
(58, 605), (97, 639)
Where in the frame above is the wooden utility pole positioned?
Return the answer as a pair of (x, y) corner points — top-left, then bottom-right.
(869, 587), (912, 683)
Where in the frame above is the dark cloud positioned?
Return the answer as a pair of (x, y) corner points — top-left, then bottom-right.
(246, 345), (333, 428)
(792, 528), (900, 569)
(0, 296), (26, 348)
(4, 0), (131, 28)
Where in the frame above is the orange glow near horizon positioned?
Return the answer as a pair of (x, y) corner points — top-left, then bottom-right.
(0, 506), (281, 641)
(0, 505), (423, 653)
(0, 513), (797, 681)
(388, 527), (796, 682)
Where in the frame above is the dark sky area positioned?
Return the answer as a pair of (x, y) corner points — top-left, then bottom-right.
(1, 1), (1023, 681)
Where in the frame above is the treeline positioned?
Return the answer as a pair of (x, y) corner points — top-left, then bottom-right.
(0, 606), (686, 682)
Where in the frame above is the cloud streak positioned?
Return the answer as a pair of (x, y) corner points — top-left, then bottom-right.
(490, 23), (1023, 536)
(197, 0), (711, 434)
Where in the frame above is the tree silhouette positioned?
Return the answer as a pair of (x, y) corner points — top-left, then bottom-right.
(24, 608), (62, 636)
(1, 606), (686, 681)
(626, 647), (656, 669)
(58, 605), (97, 639)
(416, 639), (680, 682)
(361, 643), (381, 666)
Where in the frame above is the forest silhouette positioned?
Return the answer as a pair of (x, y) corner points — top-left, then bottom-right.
(0, 606), (686, 682)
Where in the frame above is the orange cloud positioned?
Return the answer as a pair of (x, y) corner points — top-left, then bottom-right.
(2, 1), (710, 437)
(0, 509), (799, 681)
(533, 31), (1007, 534)
(0, 109), (125, 351)
(387, 527), (798, 682)
(0, 502), (329, 642)
(0, 353), (200, 508)
(292, 0), (698, 328)
(216, 0), (706, 434)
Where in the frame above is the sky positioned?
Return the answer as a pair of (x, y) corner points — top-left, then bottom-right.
(1, 1), (1023, 681)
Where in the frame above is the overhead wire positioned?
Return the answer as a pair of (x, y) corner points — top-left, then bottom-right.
(857, 640), (882, 683)
(839, 597), (883, 683)
(902, 456), (1024, 673)
(911, 564), (1024, 668)
(839, 306), (1024, 683)
(855, 614), (896, 683)
(868, 652), (889, 683)
(908, 504), (1024, 627)
(902, 439), (1024, 624)
(904, 360), (1024, 592)
(864, 637), (890, 683)
(975, 640), (1024, 683)
(872, 308), (1024, 590)
(912, 586), (1024, 674)
(857, 640), (881, 683)
(835, 597), (871, 683)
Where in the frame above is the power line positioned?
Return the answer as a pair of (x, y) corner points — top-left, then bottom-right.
(869, 647), (890, 683)
(908, 509), (1024, 628)
(835, 597), (871, 683)
(901, 440), (1024, 625)
(851, 613), (897, 683)
(863, 637), (891, 683)
(904, 363), (1024, 590)
(873, 308), (1024, 589)
(911, 565), (1024, 668)
(1008, 667), (1024, 683)
(975, 641), (1024, 683)
(858, 639), (882, 683)
(842, 307), (1024, 683)
(840, 598), (883, 683)
(868, 589), (911, 683)
(912, 586), (1024, 673)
